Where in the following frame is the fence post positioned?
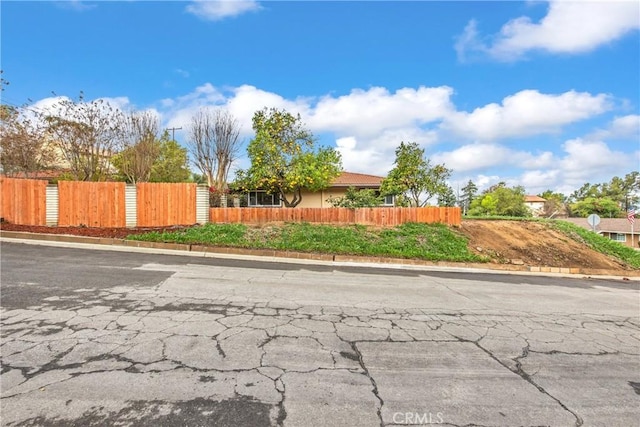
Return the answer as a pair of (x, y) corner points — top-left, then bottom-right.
(196, 185), (210, 224)
(125, 184), (137, 228)
(46, 184), (59, 226)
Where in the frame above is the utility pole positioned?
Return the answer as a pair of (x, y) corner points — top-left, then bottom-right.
(165, 127), (182, 141)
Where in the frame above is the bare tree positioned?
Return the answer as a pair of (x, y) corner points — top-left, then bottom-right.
(111, 111), (160, 183)
(0, 104), (56, 177)
(187, 108), (241, 189)
(44, 93), (125, 181)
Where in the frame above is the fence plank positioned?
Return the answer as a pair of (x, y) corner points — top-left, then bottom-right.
(137, 183), (197, 227)
(0, 177), (47, 225)
(57, 181), (126, 227)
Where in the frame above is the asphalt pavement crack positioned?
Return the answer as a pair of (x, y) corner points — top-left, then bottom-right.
(350, 342), (384, 427)
(481, 342), (585, 427)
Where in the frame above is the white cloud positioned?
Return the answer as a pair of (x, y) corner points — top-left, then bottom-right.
(448, 136), (639, 195)
(162, 83), (228, 131)
(162, 84), (609, 151)
(55, 1), (97, 12)
(443, 90), (611, 141)
(475, 174), (502, 190)
(335, 137), (389, 176)
(456, 0), (640, 61)
(454, 20), (485, 63)
(162, 84), (311, 137)
(186, 0), (261, 21)
(433, 143), (554, 173)
(307, 86), (454, 138)
(561, 137), (634, 183)
(175, 69), (190, 78)
(589, 114), (640, 140)
(225, 85), (312, 132)
(518, 169), (561, 195)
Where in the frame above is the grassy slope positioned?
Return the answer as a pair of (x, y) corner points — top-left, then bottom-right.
(127, 222), (485, 263)
(127, 219), (640, 268)
(551, 220), (640, 269)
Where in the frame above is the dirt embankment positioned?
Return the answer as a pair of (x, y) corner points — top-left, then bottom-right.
(0, 223), (188, 239)
(460, 220), (631, 271)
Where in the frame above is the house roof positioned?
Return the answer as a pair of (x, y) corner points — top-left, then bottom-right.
(1, 170), (66, 181)
(330, 171), (384, 188)
(561, 217), (636, 234)
(525, 195), (546, 203)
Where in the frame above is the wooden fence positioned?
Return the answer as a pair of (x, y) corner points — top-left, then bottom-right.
(0, 177), (460, 228)
(209, 207), (461, 227)
(1, 178), (200, 227)
(58, 181), (126, 227)
(0, 177), (47, 226)
(137, 183), (197, 227)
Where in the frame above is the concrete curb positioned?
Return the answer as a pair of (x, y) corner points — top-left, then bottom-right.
(2, 230), (639, 279)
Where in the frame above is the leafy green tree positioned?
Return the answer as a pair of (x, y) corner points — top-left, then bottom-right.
(437, 185), (457, 207)
(570, 197), (621, 218)
(327, 187), (383, 208)
(568, 172), (639, 214)
(601, 172), (640, 212)
(149, 132), (191, 182)
(190, 173), (208, 184)
(460, 180), (478, 214)
(570, 183), (599, 202)
(468, 185), (530, 217)
(380, 141), (451, 207)
(235, 108), (342, 207)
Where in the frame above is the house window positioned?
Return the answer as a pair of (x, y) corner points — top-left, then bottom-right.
(382, 194), (395, 206)
(248, 191), (281, 207)
(610, 233), (626, 242)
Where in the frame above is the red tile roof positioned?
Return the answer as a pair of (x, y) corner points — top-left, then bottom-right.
(562, 217), (636, 234)
(331, 172), (384, 188)
(525, 195), (547, 203)
(1, 170), (66, 181)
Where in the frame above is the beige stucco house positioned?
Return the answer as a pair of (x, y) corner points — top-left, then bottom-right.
(562, 217), (639, 249)
(524, 195), (546, 217)
(247, 171), (393, 208)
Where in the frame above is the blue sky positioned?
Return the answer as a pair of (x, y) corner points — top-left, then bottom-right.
(2, 0), (639, 196)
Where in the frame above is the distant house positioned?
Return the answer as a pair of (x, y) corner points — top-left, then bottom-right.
(247, 171), (393, 208)
(524, 195), (546, 217)
(562, 217), (639, 249)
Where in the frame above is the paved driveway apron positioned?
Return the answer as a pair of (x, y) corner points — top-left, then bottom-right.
(1, 242), (639, 426)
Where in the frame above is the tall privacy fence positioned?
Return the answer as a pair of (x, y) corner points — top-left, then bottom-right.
(1, 177), (461, 228)
(1, 177), (208, 227)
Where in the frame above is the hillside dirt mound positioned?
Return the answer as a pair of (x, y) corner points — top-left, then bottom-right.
(460, 219), (630, 271)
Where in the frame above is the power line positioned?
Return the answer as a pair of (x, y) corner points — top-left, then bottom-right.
(165, 127), (182, 141)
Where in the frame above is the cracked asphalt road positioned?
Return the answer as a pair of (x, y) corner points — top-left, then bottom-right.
(1, 241), (639, 427)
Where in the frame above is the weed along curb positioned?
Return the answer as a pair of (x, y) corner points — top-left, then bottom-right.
(2, 230), (639, 279)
